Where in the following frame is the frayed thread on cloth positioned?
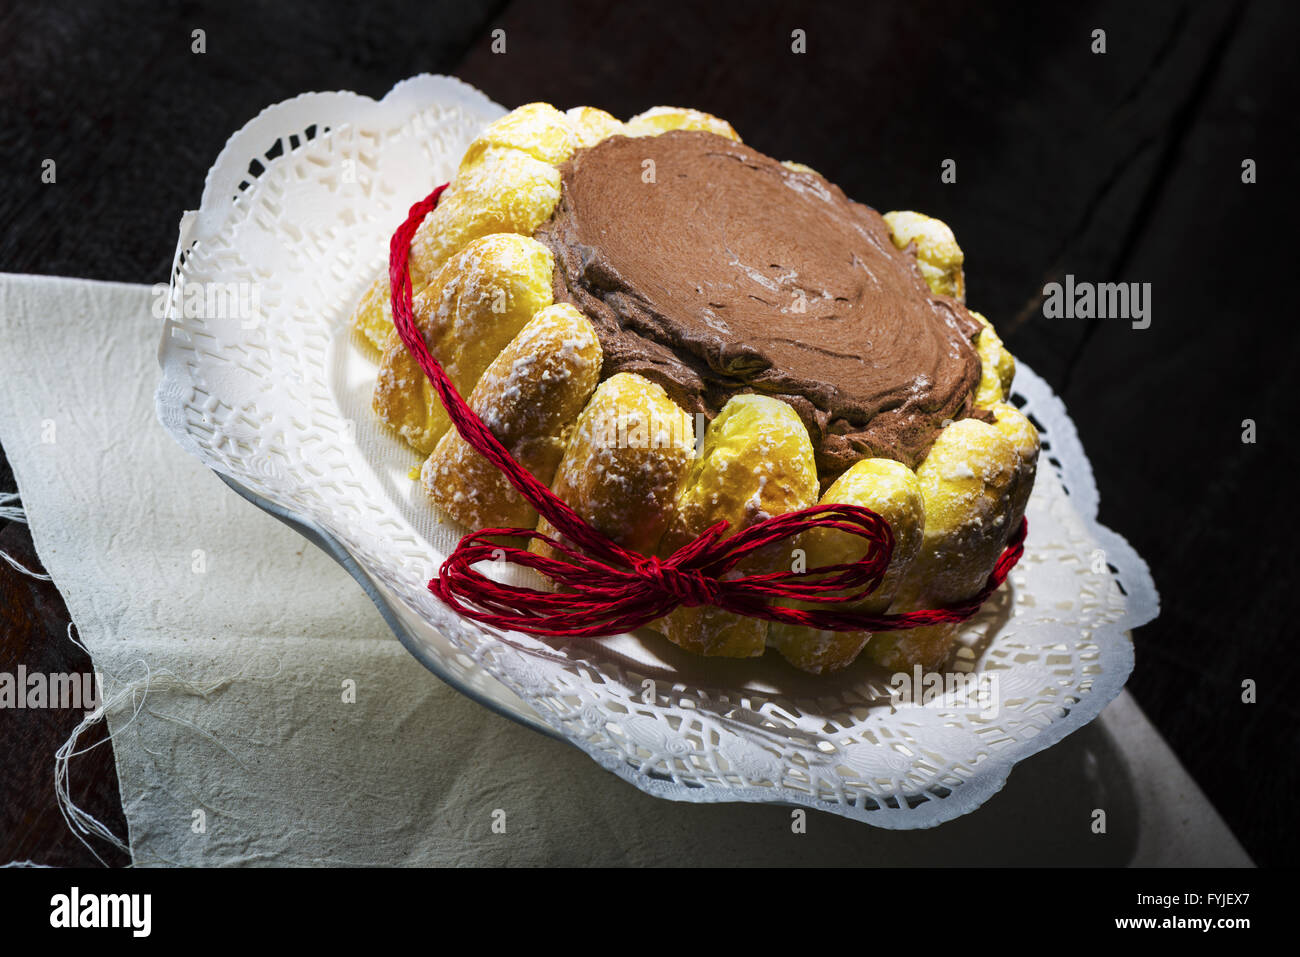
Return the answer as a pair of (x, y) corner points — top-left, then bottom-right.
(0, 490), (27, 523)
(1, 550), (51, 581)
(0, 503), (274, 867)
(54, 623), (276, 867)
(0, 491), (52, 580)
(54, 623), (131, 866)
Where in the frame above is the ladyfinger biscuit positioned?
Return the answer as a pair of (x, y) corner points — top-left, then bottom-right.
(407, 148), (562, 291)
(624, 106), (741, 141)
(657, 395), (819, 659)
(781, 160), (822, 177)
(458, 103), (582, 170)
(373, 233), (555, 453)
(866, 418), (1020, 673)
(409, 103), (616, 300)
(349, 106), (569, 351)
(972, 311), (1016, 408)
(418, 104), (575, 278)
(565, 107), (625, 148)
(988, 400), (1039, 531)
(768, 459), (925, 674)
(351, 274), (398, 353)
(533, 372), (695, 557)
(421, 304), (602, 530)
(863, 623), (961, 676)
(883, 210), (966, 302)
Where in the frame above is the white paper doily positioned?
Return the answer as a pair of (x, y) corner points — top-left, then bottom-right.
(154, 74), (1159, 828)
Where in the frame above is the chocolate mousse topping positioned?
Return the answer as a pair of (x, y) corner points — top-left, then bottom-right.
(534, 130), (986, 475)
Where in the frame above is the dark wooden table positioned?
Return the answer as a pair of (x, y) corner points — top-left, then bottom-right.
(2, 0), (1296, 866)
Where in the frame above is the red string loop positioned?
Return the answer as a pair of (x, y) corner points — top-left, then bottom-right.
(388, 186), (1027, 638)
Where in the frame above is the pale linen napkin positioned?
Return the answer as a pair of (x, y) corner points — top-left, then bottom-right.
(0, 272), (1250, 866)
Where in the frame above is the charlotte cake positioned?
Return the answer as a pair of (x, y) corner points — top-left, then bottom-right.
(352, 103), (1039, 675)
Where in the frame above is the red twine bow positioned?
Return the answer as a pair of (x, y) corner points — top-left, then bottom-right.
(389, 185), (1026, 638)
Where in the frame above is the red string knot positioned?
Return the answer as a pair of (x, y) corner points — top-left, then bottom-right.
(634, 556), (721, 608)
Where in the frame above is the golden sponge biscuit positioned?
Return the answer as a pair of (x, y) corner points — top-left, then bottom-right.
(781, 160), (822, 177)
(657, 395), (819, 659)
(533, 373), (695, 557)
(768, 458), (926, 674)
(351, 274), (398, 353)
(905, 418), (1020, 602)
(863, 626), (961, 675)
(866, 418), (1020, 672)
(407, 148), (562, 290)
(624, 106), (740, 141)
(988, 400), (1039, 532)
(458, 102), (583, 171)
(565, 106), (625, 148)
(373, 233), (555, 453)
(349, 106), (570, 351)
(421, 303), (603, 530)
(972, 311), (1016, 408)
(883, 210), (966, 302)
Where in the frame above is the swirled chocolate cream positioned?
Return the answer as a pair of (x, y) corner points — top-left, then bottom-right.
(534, 130), (986, 476)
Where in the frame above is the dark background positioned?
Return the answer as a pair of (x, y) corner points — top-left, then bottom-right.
(1, 0), (1296, 867)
